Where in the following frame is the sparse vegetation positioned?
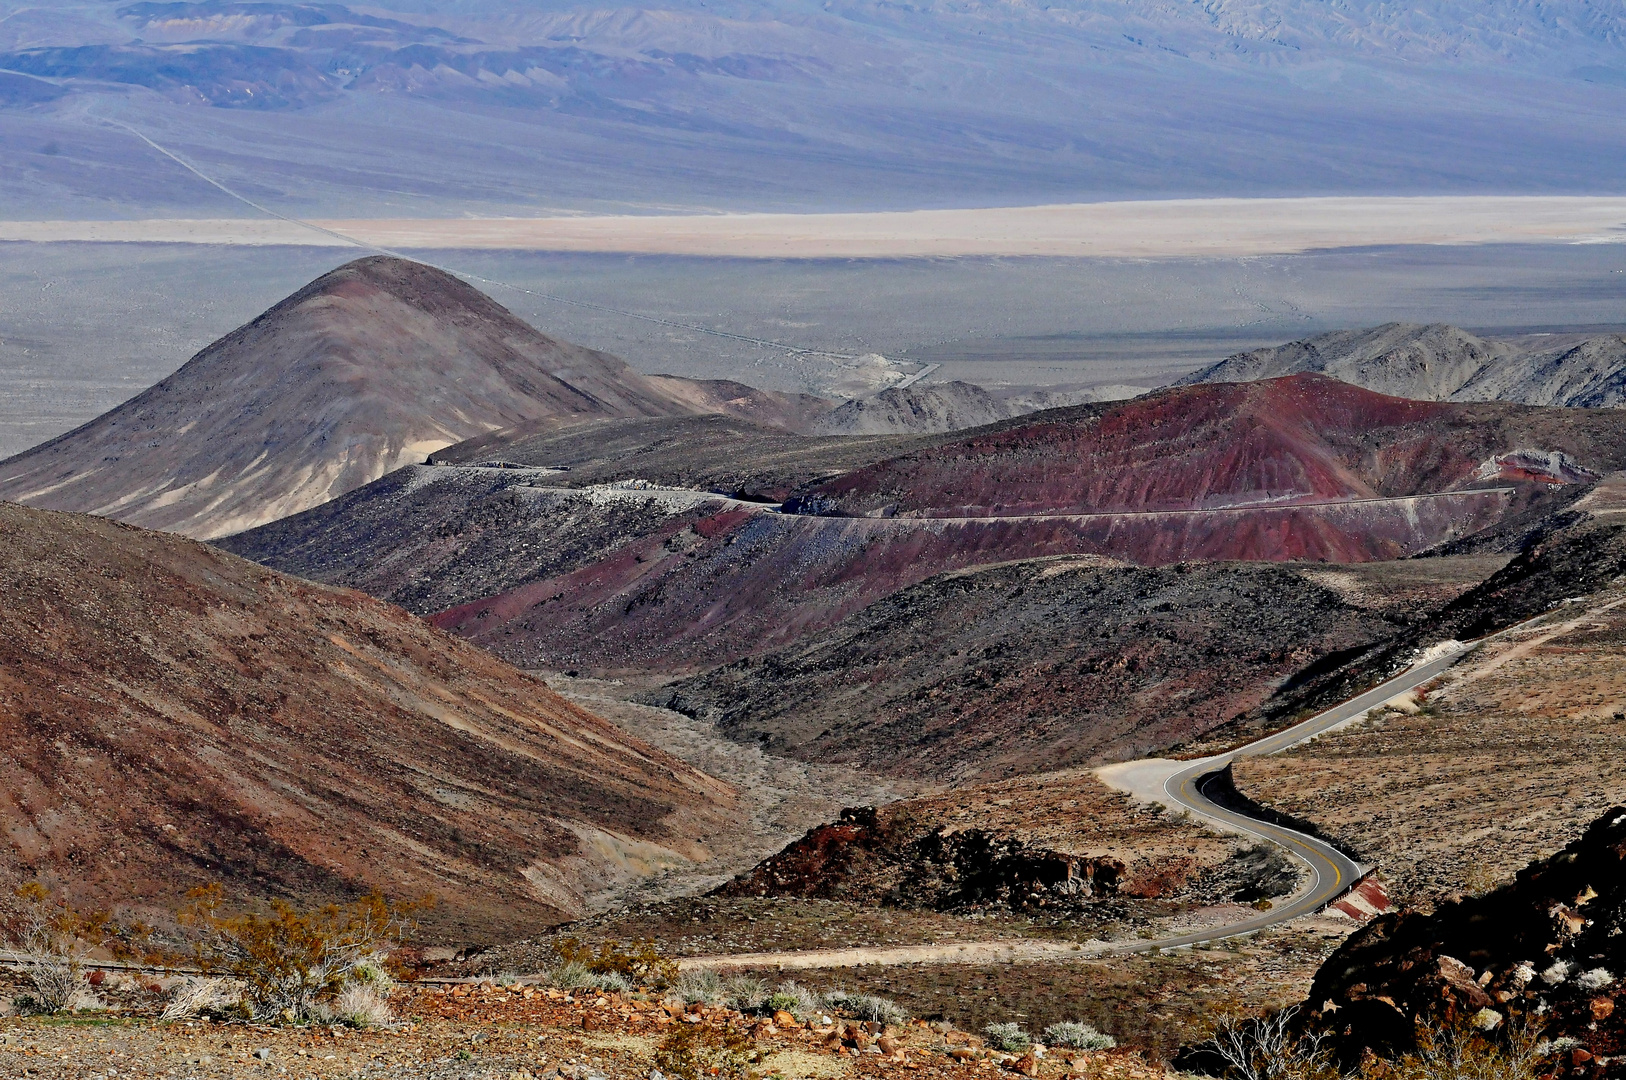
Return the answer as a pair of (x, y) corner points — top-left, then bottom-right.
(5, 882), (150, 1015)
(654, 1020), (759, 1080)
(160, 976), (237, 1022)
(547, 960), (635, 994)
(1362, 1019), (1549, 1080)
(823, 987), (908, 1024)
(764, 980), (823, 1020)
(178, 884), (428, 1024)
(1044, 1021), (1117, 1050)
(983, 1021), (1033, 1053)
(722, 974), (770, 1012)
(1198, 1006), (1336, 1080)
(674, 967), (727, 1005)
(552, 936), (677, 988)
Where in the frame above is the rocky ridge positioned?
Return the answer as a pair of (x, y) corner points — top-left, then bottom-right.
(1184, 323), (1626, 408)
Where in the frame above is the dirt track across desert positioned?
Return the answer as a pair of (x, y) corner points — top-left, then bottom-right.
(4, 196), (1626, 258)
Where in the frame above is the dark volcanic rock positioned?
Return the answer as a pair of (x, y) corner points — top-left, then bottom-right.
(1303, 805), (1626, 1064)
(658, 557), (1407, 780)
(714, 806), (1127, 913)
(217, 463), (711, 617)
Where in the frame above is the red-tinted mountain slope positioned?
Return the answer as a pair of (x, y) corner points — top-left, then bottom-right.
(812, 374), (1621, 519)
(0, 502), (732, 939)
(0, 257), (698, 539)
(421, 376), (1622, 674)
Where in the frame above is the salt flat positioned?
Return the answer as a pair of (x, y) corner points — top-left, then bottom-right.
(5, 197), (1626, 258)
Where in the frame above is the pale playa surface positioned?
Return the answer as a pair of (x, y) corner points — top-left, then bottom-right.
(4, 196), (1625, 257)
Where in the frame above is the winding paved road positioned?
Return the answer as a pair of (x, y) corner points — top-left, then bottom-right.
(1146, 645), (1474, 946)
(683, 644), (1478, 971)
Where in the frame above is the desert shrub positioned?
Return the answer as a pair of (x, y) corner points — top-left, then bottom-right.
(179, 884), (428, 1024)
(654, 1020), (759, 1080)
(160, 976), (239, 1022)
(824, 988), (908, 1025)
(547, 960), (634, 993)
(984, 1022), (1033, 1053)
(674, 967), (727, 1005)
(1044, 1021), (1116, 1050)
(765, 980), (823, 1019)
(723, 975), (769, 1012)
(1198, 1007), (1336, 1080)
(552, 936), (677, 989)
(326, 982), (394, 1028)
(1367, 1018), (1549, 1080)
(5, 883), (150, 1014)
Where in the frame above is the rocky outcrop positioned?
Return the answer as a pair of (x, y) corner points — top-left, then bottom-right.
(1303, 805), (1626, 1065)
(1184, 323), (1626, 409)
(713, 807), (1126, 912)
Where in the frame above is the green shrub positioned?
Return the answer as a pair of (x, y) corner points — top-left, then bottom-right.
(824, 988), (908, 1025)
(547, 960), (633, 993)
(1044, 1021), (1116, 1050)
(765, 981), (823, 1019)
(654, 1021), (758, 1080)
(985, 1022), (1033, 1053)
(551, 936), (677, 988)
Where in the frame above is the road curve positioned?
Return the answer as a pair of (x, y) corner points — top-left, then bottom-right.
(1145, 646), (1474, 949)
(681, 646), (1475, 972)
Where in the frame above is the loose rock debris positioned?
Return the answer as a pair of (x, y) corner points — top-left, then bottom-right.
(0, 981), (1167, 1080)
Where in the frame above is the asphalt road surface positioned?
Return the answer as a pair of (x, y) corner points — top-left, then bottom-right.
(1143, 647), (1474, 950)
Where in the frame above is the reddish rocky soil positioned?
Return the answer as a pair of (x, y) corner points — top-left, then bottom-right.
(811, 374), (1626, 522)
(0, 502), (734, 939)
(0, 257), (745, 539)
(0, 976), (1175, 1079)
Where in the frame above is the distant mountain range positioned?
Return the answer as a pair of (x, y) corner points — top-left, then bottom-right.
(2, 1), (1624, 214)
(0, 257), (826, 538)
(1185, 323), (1626, 407)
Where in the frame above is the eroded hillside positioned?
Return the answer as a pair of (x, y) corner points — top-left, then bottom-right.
(0, 502), (733, 939)
(658, 556), (1503, 781)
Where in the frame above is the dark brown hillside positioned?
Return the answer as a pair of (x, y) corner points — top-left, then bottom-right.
(656, 556), (1492, 781)
(0, 502), (733, 939)
(0, 257), (698, 539)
